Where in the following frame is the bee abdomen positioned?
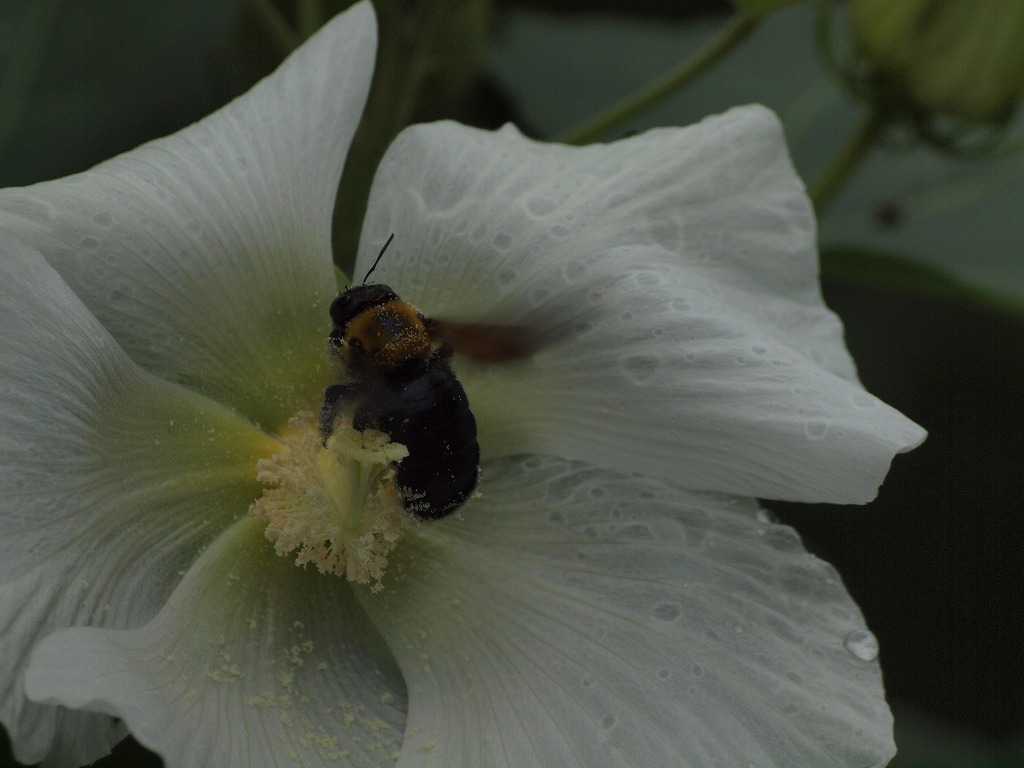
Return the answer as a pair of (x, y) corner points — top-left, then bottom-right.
(397, 417), (479, 520)
(376, 369), (479, 521)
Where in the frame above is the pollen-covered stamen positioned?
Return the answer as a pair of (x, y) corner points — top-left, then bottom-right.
(249, 413), (408, 589)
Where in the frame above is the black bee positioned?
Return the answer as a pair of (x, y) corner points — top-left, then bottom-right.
(319, 236), (540, 521)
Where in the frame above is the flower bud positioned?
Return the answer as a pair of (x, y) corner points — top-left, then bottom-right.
(847, 0), (1024, 122)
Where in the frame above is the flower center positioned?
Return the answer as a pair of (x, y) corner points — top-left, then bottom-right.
(249, 413), (409, 590)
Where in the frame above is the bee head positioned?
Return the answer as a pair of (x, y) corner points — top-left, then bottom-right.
(329, 283), (398, 329)
(329, 284), (431, 379)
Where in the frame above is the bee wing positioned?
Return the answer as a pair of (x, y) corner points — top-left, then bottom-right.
(426, 319), (548, 363)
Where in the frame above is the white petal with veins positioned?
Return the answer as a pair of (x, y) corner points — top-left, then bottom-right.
(358, 455), (895, 768)
(0, 2), (377, 430)
(357, 108), (925, 503)
(26, 517), (407, 768)
(0, 232), (275, 766)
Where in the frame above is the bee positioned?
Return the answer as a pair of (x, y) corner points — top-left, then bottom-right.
(319, 235), (541, 521)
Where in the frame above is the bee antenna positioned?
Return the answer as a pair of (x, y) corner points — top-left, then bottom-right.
(361, 233), (395, 284)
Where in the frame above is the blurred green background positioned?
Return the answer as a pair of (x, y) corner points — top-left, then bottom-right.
(2, 0), (1022, 765)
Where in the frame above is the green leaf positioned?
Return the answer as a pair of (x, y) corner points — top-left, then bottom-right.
(817, 128), (1024, 307)
(821, 245), (1024, 319)
(0, 0), (238, 186)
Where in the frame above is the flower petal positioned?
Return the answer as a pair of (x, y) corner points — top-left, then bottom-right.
(357, 456), (894, 768)
(0, 1), (377, 429)
(0, 233), (275, 765)
(25, 516), (407, 768)
(357, 106), (925, 502)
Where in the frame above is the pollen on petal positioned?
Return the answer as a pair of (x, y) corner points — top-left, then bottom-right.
(249, 413), (408, 588)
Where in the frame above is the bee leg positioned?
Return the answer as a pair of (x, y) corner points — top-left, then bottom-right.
(319, 383), (359, 443)
(351, 403), (378, 433)
(352, 402), (387, 449)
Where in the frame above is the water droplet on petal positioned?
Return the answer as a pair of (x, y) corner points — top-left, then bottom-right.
(844, 628), (879, 661)
(496, 268), (517, 287)
(525, 196), (556, 217)
(620, 354), (661, 384)
(563, 261), (587, 282)
(620, 523), (652, 539)
(492, 231), (513, 250)
(804, 420), (828, 440)
(653, 602), (682, 622)
(848, 392), (878, 409)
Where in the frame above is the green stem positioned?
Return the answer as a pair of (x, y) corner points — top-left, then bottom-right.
(556, 13), (761, 146)
(248, 0), (300, 55)
(809, 108), (888, 215)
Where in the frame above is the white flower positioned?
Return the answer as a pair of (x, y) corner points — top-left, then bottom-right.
(0, 3), (925, 767)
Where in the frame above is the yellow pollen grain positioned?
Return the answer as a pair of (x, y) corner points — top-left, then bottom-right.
(248, 413), (408, 588)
